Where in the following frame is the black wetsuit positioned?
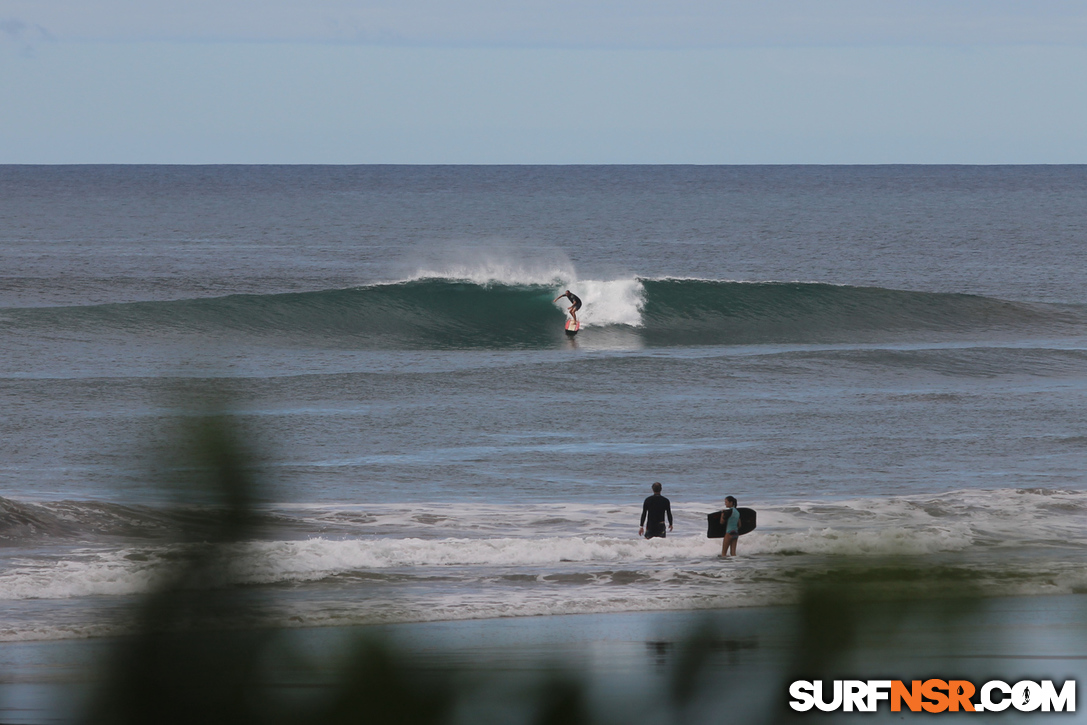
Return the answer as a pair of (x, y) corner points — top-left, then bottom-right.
(640, 494), (673, 539)
(566, 292), (582, 311)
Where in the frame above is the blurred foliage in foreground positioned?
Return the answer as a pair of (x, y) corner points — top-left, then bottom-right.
(82, 412), (996, 725)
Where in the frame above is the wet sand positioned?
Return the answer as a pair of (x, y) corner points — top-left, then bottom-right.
(2, 594), (1084, 724)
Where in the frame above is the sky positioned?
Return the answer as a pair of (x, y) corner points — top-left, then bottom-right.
(1, 0), (1086, 163)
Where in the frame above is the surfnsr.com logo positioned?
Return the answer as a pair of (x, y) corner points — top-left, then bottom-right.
(789, 679), (1076, 713)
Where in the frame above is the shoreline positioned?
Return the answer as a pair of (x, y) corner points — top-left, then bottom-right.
(3, 593), (1084, 724)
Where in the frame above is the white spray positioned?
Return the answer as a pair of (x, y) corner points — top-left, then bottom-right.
(405, 255), (647, 328)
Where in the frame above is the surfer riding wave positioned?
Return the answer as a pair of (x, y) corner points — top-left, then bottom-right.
(554, 290), (582, 325)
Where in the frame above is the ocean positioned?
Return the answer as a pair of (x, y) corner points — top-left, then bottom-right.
(2, 165), (1086, 643)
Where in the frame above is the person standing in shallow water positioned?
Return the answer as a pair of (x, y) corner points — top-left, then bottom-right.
(719, 495), (740, 558)
(639, 482), (673, 539)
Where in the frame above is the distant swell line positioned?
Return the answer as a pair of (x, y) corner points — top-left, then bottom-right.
(2, 278), (1083, 349)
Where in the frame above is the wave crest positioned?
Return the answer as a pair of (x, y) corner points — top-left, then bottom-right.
(3, 277), (1082, 349)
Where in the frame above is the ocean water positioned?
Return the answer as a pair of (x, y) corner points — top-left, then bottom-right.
(2, 165), (1087, 641)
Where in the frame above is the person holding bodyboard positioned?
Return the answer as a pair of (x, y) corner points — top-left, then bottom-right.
(719, 496), (741, 558)
(706, 499), (756, 556)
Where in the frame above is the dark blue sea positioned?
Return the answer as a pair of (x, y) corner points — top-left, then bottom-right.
(2, 165), (1086, 640)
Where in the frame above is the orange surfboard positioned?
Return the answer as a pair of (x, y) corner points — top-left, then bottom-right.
(565, 318), (580, 335)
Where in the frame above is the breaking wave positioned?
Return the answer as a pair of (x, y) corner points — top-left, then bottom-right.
(2, 489), (1085, 639)
(3, 277), (1083, 349)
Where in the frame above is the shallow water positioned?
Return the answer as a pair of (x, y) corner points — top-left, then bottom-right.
(2, 596), (1084, 724)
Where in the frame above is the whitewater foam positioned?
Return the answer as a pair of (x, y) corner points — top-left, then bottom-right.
(553, 278), (645, 328)
(1, 489), (1085, 641)
(3, 489), (1084, 600)
(404, 263), (647, 329)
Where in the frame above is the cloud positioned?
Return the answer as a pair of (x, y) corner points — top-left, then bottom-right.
(2, 0), (1087, 47)
(1, 18), (27, 38)
(0, 16), (52, 57)
(1, 17), (51, 39)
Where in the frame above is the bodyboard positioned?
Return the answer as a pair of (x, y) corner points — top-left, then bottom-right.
(706, 508), (756, 538)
